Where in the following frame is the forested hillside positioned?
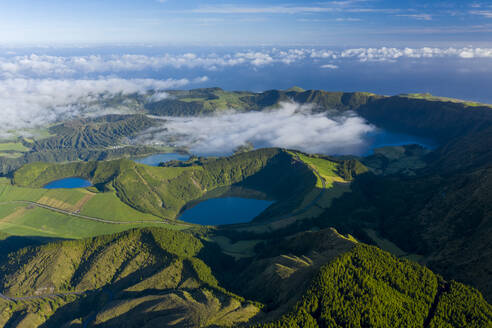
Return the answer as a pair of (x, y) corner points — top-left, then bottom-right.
(1, 88), (492, 327)
(255, 245), (492, 328)
(0, 228), (490, 327)
(12, 148), (360, 220)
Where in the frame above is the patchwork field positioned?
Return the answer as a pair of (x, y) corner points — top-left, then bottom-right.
(0, 183), (188, 239)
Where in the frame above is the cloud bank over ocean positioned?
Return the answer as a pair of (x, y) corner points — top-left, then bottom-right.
(0, 45), (490, 137)
(136, 102), (377, 156)
(0, 47), (491, 78)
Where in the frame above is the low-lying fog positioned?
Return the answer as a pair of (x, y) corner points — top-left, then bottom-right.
(135, 102), (381, 156)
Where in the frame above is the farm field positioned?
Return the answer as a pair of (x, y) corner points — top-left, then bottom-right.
(0, 202), (172, 239)
(0, 183), (188, 239)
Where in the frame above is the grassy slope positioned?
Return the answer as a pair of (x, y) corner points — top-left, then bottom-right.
(79, 191), (162, 222)
(32, 114), (156, 152)
(0, 294), (78, 328)
(0, 228), (259, 327)
(0, 114), (161, 175)
(0, 183), (168, 223)
(0, 88), (492, 326)
(0, 227), (490, 327)
(400, 93), (492, 108)
(0, 142), (30, 152)
(7, 149), (369, 244)
(357, 94), (492, 143)
(13, 149), (336, 221)
(0, 203), (167, 239)
(2, 87), (491, 177)
(0, 228), (203, 296)
(293, 152), (346, 188)
(146, 88), (380, 116)
(0, 182), (186, 239)
(3, 150), (284, 239)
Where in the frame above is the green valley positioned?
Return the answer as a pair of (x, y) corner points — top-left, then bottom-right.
(0, 88), (491, 327)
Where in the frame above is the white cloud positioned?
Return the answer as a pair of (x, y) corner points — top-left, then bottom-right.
(321, 64), (339, 69)
(135, 102), (376, 156)
(0, 47), (491, 79)
(191, 5), (336, 15)
(338, 47), (492, 62)
(149, 91), (170, 102)
(396, 14), (432, 21)
(335, 17), (361, 22)
(187, 1), (399, 15)
(0, 77), (200, 136)
(0, 52), (287, 77)
(470, 10), (492, 18)
(310, 50), (336, 59)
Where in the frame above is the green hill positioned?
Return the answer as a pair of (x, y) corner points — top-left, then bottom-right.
(12, 149), (361, 221)
(145, 87), (380, 116)
(1, 87), (490, 177)
(0, 228), (260, 327)
(1, 88), (492, 327)
(0, 114), (163, 175)
(7, 140), (492, 306)
(32, 115), (156, 152)
(254, 244), (492, 328)
(0, 228), (490, 327)
(356, 95), (492, 142)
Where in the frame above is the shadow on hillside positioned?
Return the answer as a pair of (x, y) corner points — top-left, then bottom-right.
(39, 289), (109, 328)
(0, 235), (67, 256)
(213, 169), (433, 256)
(38, 266), (169, 327)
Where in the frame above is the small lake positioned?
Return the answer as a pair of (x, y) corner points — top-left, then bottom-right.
(43, 177), (92, 189)
(363, 130), (436, 156)
(179, 197), (273, 225)
(133, 153), (189, 166)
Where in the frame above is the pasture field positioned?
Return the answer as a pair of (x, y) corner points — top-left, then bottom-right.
(0, 203), (171, 239)
(0, 183), (188, 239)
(0, 184), (164, 221)
(79, 191), (164, 222)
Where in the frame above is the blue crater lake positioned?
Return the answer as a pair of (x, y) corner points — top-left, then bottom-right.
(43, 177), (92, 189)
(179, 197), (273, 225)
(363, 130), (436, 156)
(134, 153), (189, 166)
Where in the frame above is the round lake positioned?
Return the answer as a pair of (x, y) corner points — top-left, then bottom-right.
(179, 197), (273, 225)
(133, 153), (189, 166)
(43, 177), (92, 189)
(364, 130), (436, 155)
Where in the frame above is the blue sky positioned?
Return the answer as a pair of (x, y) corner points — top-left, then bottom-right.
(0, 0), (491, 45)
(0, 0), (491, 132)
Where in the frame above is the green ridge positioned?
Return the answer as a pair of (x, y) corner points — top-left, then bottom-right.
(255, 245), (492, 328)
